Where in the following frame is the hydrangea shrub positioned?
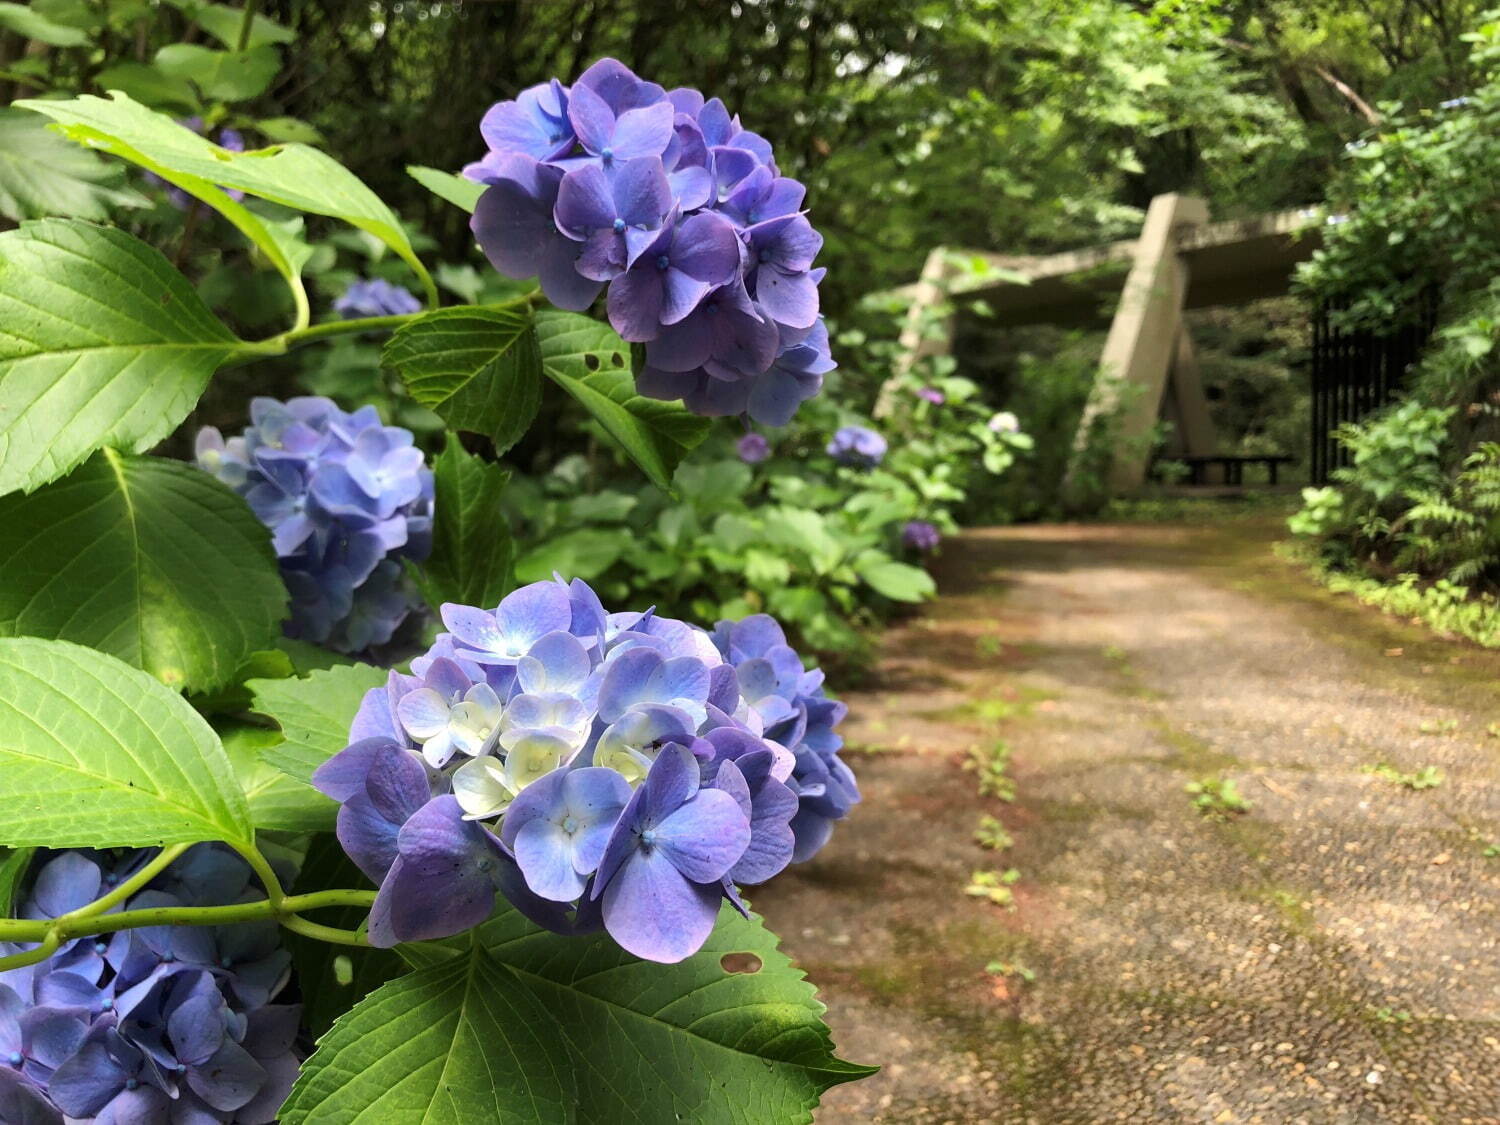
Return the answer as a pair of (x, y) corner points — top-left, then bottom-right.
(0, 52), (873, 1123)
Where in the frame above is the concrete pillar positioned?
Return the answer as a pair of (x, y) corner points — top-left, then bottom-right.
(1067, 194), (1210, 494)
(873, 247), (958, 420)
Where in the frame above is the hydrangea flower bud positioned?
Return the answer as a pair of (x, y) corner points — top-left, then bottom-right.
(736, 432), (770, 464)
(465, 58), (833, 426)
(313, 579), (852, 963)
(0, 848), (299, 1124)
(195, 396), (433, 653)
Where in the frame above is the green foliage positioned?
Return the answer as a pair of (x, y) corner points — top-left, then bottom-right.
(0, 219), (245, 496)
(0, 108), (143, 222)
(965, 740), (1017, 801)
(536, 310), (713, 491)
(385, 305), (542, 453)
(1185, 776), (1253, 818)
(965, 868), (1020, 907)
(0, 452), (287, 692)
(377, 901), (875, 1123)
(1364, 762), (1446, 789)
(250, 663), (389, 785)
(220, 720), (335, 831)
(413, 435), (517, 610)
(974, 815), (1015, 852)
(0, 636), (253, 848)
(18, 92), (437, 317)
(282, 949), (576, 1123)
(1298, 17), (1500, 332)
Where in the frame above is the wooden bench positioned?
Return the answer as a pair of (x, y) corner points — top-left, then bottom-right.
(1178, 455), (1294, 486)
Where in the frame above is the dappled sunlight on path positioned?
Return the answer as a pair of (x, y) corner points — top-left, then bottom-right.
(753, 520), (1500, 1123)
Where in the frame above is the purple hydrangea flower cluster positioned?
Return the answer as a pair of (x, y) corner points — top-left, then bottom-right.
(464, 58), (835, 426)
(902, 520), (942, 552)
(826, 425), (887, 468)
(333, 279), (423, 320)
(312, 580), (854, 963)
(195, 396), (433, 653)
(0, 849), (298, 1124)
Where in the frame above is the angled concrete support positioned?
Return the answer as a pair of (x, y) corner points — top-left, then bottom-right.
(1066, 193), (1210, 493)
(873, 246), (958, 419)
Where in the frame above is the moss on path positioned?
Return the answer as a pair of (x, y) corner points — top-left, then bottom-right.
(753, 519), (1500, 1123)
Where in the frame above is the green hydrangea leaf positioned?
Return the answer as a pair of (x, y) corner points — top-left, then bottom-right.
(412, 435), (515, 611)
(153, 43), (280, 103)
(279, 948), (576, 1124)
(0, 452), (288, 692)
(0, 219), (246, 496)
(219, 721), (335, 832)
(855, 557), (936, 602)
(16, 93), (435, 312)
(0, 1), (88, 45)
(0, 109), (147, 222)
(407, 164), (485, 213)
(401, 901), (876, 1123)
(383, 306), (542, 453)
(0, 636), (254, 848)
(249, 663), (389, 785)
(535, 310), (712, 491)
(164, 0), (297, 48)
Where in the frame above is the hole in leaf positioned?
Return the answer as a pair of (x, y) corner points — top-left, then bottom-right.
(720, 952), (762, 975)
(584, 353), (601, 371)
(610, 351), (625, 367)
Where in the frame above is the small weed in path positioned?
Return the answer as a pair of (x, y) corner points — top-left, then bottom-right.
(966, 868), (1020, 907)
(966, 740), (1017, 800)
(974, 815), (1014, 851)
(1186, 776), (1253, 818)
(1364, 763), (1445, 790)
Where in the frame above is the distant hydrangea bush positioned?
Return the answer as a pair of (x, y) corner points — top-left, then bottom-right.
(463, 57), (835, 426)
(826, 425), (887, 468)
(312, 580), (855, 963)
(196, 396), (433, 653)
(333, 278), (423, 319)
(0, 849), (298, 1124)
(902, 520), (941, 552)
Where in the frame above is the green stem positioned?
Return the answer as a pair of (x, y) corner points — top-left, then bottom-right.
(235, 0), (260, 52)
(233, 840), (286, 907)
(0, 932), (60, 975)
(280, 313), (420, 349)
(62, 843), (191, 924)
(0, 889), (379, 971)
(281, 914), (368, 946)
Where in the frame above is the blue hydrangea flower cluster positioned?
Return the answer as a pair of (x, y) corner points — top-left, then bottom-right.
(827, 425), (888, 468)
(0, 848), (298, 1124)
(333, 279), (423, 319)
(312, 580), (856, 963)
(464, 57), (835, 427)
(195, 396), (433, 653)
(902, 520), (942, 552)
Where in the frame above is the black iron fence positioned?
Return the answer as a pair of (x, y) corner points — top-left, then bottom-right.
(1310, 294), (1440, 483)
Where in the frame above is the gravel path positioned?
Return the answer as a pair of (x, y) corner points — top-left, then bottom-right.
(755, 520), (1500, 1124)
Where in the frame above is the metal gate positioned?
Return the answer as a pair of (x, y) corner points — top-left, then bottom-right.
(1310, 295), (1439, 483)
